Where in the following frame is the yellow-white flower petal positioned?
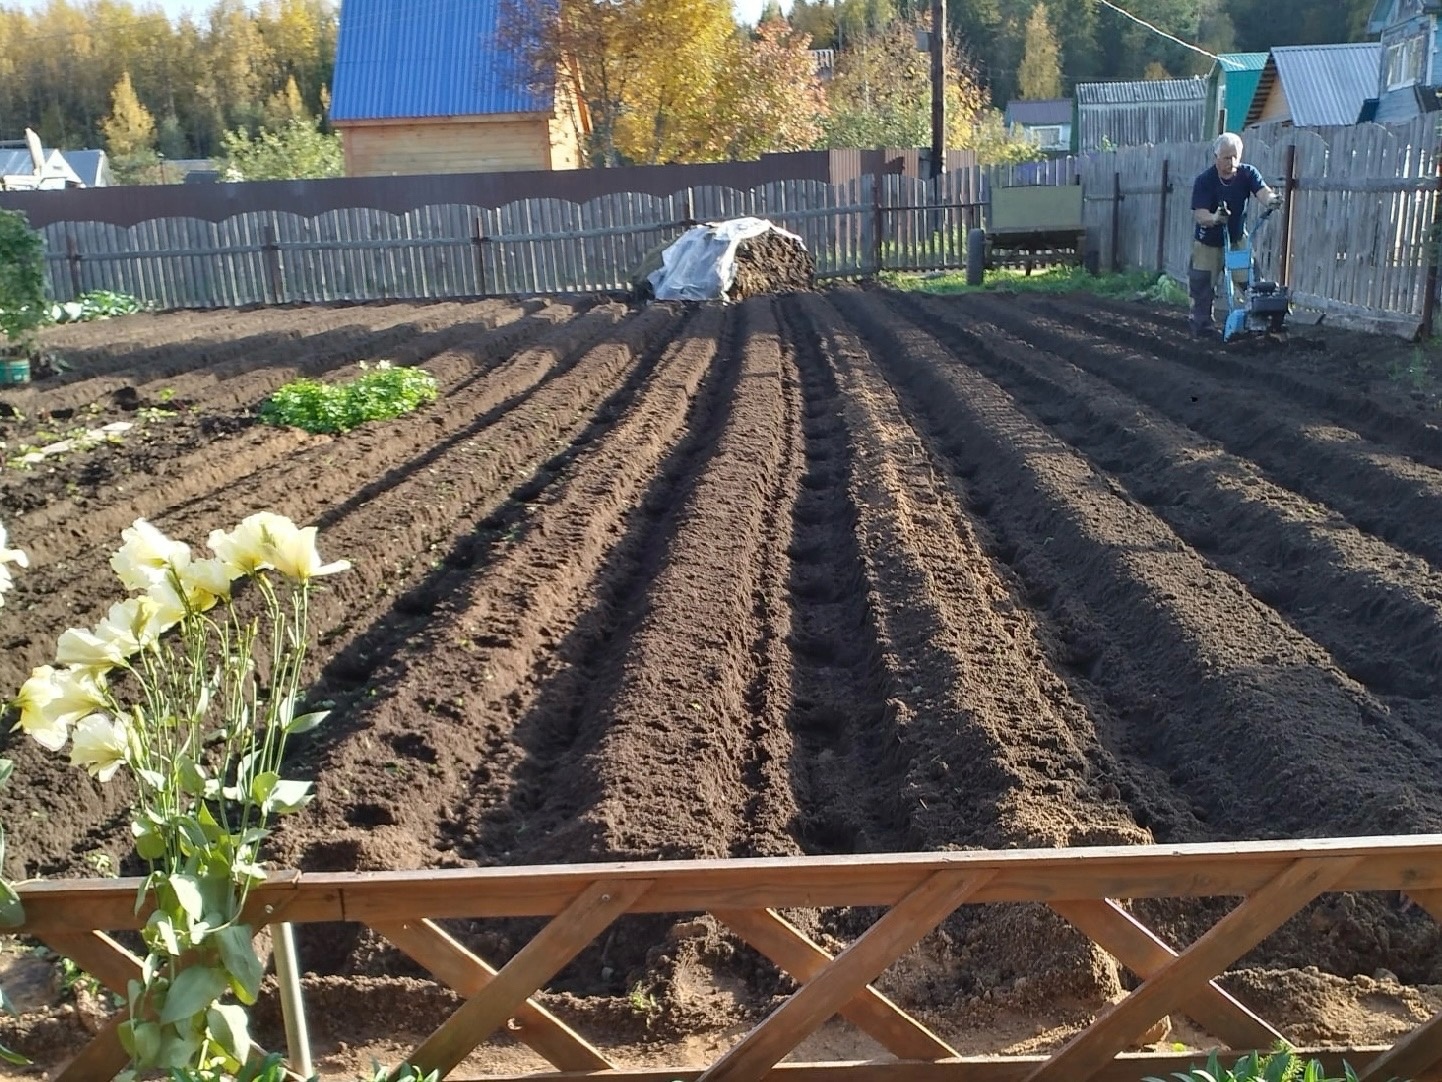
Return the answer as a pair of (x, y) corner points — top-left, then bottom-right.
(69, 713), (130, 782)
(270, 525), (351, 582)
(15, 665), (68, 751)
(111, 519), (189, 593)
(207, 512), (292, 576)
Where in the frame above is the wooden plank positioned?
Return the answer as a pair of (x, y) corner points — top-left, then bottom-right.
(696, 871), (994, 1082)
(1356, 888), (1442, 1080)
(440, 1049), (1390, 1082)
(405, 878), (654, 1080)
(1026, 857), (1361, 1082)
(12, 839), (1442, 934)
(1048, 899), (1283, 1050)
(714, 908), (958, 1061)
(38, 930), (142, 996)
(54, 1006), (130, 1082)
(371, 917), (613, 1072)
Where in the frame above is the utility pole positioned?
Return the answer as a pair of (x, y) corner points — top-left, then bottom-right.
(930, 0), (946, 178)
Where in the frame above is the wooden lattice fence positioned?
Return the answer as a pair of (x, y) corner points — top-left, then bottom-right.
(8, 834), (1442, 1081)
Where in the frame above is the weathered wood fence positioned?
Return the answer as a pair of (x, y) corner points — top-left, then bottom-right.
(22, 118), (1442, 336)
(1082, 116), (1442, 337)
(9, 834), (1442, 1081)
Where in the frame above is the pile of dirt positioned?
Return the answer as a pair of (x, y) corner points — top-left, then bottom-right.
(728, 229), (815, 300)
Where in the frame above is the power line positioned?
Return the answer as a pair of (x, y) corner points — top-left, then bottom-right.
(1094, 0), (1218, 63)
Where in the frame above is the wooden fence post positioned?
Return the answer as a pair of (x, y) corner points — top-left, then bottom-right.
(1156, 159), (1170, 274)
(262, 224), (285, 305)
(1278, 144), (1298, 287)
(65, 233), (83, 299)
(1111, 172), (1122, 272)
(1423, 154), (1442, 339)
(872, 170), (883, 275)
(474, 216), (489, 297)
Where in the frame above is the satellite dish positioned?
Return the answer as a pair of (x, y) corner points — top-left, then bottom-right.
(24, 128), (44, 173)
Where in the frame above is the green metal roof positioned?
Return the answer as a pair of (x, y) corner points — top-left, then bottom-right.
(1217, 52), (1268, 72)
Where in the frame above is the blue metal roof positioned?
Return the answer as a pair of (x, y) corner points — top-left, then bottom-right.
(331, 0), (553, 122)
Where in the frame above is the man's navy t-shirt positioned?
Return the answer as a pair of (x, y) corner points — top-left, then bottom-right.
(1191, 163), (1263, 246)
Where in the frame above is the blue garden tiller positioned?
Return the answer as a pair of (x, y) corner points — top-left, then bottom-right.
(1217, 201), (1290, 342)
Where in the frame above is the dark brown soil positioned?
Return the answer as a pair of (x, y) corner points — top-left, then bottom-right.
(1, 289), (1441, 1074)
(729, 230), (815, 300)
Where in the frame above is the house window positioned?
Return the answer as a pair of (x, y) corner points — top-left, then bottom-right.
(1029, 125), (1063, 147)
(1385, 33), (1426, 90)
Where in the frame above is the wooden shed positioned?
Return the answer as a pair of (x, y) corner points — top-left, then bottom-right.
(330, 0), (584, 177)
(1244, 44), (1382, 127)
(1071, 78), (1207, 152)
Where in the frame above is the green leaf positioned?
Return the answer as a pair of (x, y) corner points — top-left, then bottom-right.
(264, 778), (313, 815)
(132, 821), (168, 861)
(0, 758), (13, 788)
(0, 883), (24, 928)
(167, 874), (205, 922)
(146, 911), (181, 956)
(176, 755), (207, 796)
(206, 1001), (253, 1065)
(286, 708), (328, 735)
(157, 964), (229, 1024)
(0, 1044), (28, 1066)
(249, 770), (280, 806)
(215, 924), (264, 1003)
(121, 1018), (162, 1064)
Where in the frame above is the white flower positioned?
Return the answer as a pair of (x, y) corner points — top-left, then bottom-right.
(177, 556), (234, 608)
(69, 713), (131, 782)
(207, 512), (290, 576)
(110, 519), (190, 593)
(209, 512), (349, 582)
(56, 597), (166, 671)
(147, 555), (233, 624)
(0, 519), (28, 610)
(0, 519), (28, 570)
(269, 525), (351, 582)
(15, 666), (68, 751)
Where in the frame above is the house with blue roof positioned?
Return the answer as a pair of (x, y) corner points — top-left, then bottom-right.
(329, 0), (584, 176)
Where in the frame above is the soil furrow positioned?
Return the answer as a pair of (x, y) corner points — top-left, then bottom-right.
(555, 297), (796, 861)
(0, 303), (591, 693)
(770, 295), (903, 857)
(945, 293), (1442, 572)
(1030, 294), (1442, 467)
(274, 303), (728, 886)
(831, 286), (1442, 843)
(907, 292), (1442, 708)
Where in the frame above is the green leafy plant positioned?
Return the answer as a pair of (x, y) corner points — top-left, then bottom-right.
(1143, 1048), (1363, 1082)
(50, 290), (151, 323)
(12, 513), (350, 1077)
(0, 209), (48, 360)
(259, 361), (439, 435)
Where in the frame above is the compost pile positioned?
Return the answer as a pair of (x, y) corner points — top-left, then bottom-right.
(727, 229), (815, 300)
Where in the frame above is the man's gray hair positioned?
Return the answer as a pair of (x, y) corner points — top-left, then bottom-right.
(1213, 132), (1243, 156)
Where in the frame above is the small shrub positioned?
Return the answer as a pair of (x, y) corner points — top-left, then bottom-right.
(0, 210), (48, 359)
(259, 361), (439, 435)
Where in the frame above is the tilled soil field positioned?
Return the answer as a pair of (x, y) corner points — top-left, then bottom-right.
(2, 288), (1442, 1070)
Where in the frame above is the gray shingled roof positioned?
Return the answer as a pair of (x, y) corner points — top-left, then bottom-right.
(1005, 98), (1072, 126)
(1075, 78), (1207, 105)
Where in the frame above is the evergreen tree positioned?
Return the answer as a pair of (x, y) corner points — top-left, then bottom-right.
(1017, 3), (1062, 99)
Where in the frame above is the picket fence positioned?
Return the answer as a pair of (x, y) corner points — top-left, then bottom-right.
(30, 120), (1442, 334)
